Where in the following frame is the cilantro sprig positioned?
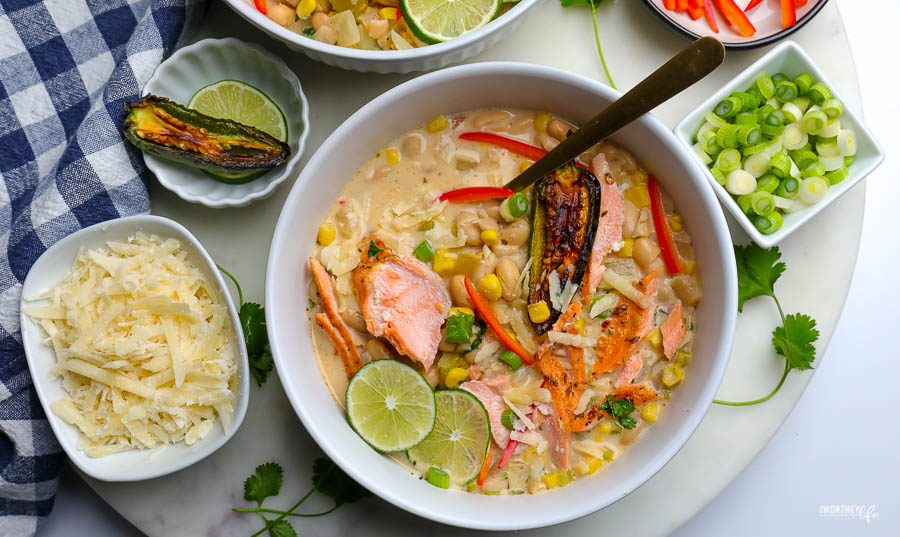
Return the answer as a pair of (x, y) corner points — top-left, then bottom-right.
(234, 459), (370, 537)
(596, 394), (636, 429)
(219, 266), (274, 386)
(714, 245), (819, 406)
(560, 0), (616, 89)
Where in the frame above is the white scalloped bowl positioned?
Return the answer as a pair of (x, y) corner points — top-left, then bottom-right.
(222, 0), (540, 74)
(142, 38), (309, 208)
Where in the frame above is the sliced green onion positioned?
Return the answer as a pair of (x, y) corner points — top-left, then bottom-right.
(821, 98), (844, 119)
(716, 124), (741, 149)
(716, 148), (742, 173)
(746, 85), (763, 101)
(735, 112), (758, 125)
(705, 111), (727, 129)
(773, 194), (795, 210)
(775, 176), (800, 199)
(737, 124), (762, 147)
(802, 109), (827, 135)
(837, 129), (857, 156)
(815, 140), (841, 159)
(755, 212), (784, 235)
(820, 154), (845, 172)
(501, 409), (516, 430)
(782, 123), (809, 151)
(756, 73), (775, 100)
(500, 192), (529, 221)
(710, 167), (726, 185)
(426, 467), (450, 489)
(801, 161), (826, 178)
(413, 239), (435, 263)
(789, 157), (802, 179)
(767, 152), (791, 178)
(798, 176), (829, 205)
(734, 91), (759, 112)
(756, 104), (776, 123)
(775, 81), (798, 102)
(693, 143), (713, 166)
(761, 123), (785, 138)
(696, 121), (717, 142)
(765, 110), (785, 127)
(737, 193), (754, 215)
(762, 136), (784, 158)
(825, 167), (850, 185)
(766, 97), (780, 109)
(750, 190), (775, 216)
(743, 152), (770, 178)
(714, 97), (741, 119)
(725, 169), (756, 195)
(702, 132), (722, 155)
(808, 82), (832, 105)
(499, 350), (523, 371)
(794, 73), (814, 95)
(755, 174), (780, 194)
(743, 142), (768, 156)
(772, 72), (790, 85)
(819, 118), (841, 138)
(781, 102), (803, 124)
(791, 96), (812, 114)
(790, 148), (818, 168)
(844, 156), (855, 167)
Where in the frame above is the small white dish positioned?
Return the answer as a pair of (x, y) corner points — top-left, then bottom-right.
(674, 40), (884, 247)
(142, 38), (309, 208)
(19, 215), (250, 482)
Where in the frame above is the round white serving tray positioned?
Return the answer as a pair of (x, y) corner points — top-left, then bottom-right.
(83, 1), (865, 535)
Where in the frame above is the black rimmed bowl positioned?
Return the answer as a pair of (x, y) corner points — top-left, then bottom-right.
(640, 0), (829, 49)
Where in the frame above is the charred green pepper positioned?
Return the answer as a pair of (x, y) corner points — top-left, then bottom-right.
(528, 162), (601, 334)
(122, 95), (290, 184)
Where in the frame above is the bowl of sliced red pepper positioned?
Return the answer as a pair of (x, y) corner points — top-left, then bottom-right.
(640, 0), (829, 49)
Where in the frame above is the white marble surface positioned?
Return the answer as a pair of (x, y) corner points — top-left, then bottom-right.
(36, 0), (900, 536)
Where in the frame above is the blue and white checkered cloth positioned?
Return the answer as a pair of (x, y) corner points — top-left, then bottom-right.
(0, 1), (202, 534)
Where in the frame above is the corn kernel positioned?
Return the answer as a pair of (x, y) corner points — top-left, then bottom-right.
(632, 169), (648, 184)
(444, 367), (468, 389)
(574, 318), (585, 335)
(597, 421), (613, 436)
(296, 0), (316, 17)
(574, 461), (591, 477)
(317, 222), (336, 245)
(534, 112), (550, 133)
(456, 252), (481, 278)
(648, 329), (662, 349)
(477, 274), (503, 301)
(602, 447), (617, 461)
(667, 214), (683, 232)
(641, 402), (661, 423)
(450, 307), (474, 317)
(379, 6), (397, 19)
(587, 457), (604, 474)
(619, 239), (633, 258)
(519, 161), (532, 173)
(684, 261), (696, 275)
(662, 364), (684, 387)
(675, 350), (692, 367)
(528, 301), (551, 323)
(624, 185), (651, 208)
(432, 249), (456, 277)
(541, 472), (561, 489)
(524, 447), (536, 461)
(426, 115), (449, 133)
(480, 229), (499, 246)
(385, 149), (399, 165)
(506, 331), (517, 341)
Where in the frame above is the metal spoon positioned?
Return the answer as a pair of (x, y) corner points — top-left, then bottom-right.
(505, 37), (725, 192)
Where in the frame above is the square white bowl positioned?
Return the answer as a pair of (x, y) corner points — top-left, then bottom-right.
(19, 215), (249, 481)
(674, 40), (884, 247)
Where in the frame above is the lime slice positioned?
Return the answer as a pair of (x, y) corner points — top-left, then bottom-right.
(400, 0), (503, 44)
(407, 388), (491, 486)
(188, 80), (288, 142)
(346, 360), (436, 452)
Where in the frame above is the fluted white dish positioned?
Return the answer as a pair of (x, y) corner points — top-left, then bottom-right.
(222, 0), (540, 74)
(20, 215), (250, 481)
(142, 38), (309, 208)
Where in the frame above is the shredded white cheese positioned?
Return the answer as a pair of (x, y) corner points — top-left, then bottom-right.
(24, 233), (238, 458)
(547, 331), (598, 348)
(602, 268), (652, 309)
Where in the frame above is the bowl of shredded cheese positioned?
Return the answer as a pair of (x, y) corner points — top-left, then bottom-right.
(20, 215), (249, 482)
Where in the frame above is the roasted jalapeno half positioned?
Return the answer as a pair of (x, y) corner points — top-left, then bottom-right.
(122, 95), (291, 184)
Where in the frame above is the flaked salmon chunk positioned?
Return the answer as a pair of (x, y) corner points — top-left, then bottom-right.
(584, 152), (625, 299)
(461, 377), (510, 448)
(352, 239), (451, 371)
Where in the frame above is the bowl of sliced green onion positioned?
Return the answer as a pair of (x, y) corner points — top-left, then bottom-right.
(674, 40), (884, 247)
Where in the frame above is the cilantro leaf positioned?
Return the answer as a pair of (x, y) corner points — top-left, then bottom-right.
(367, 240), (384, 258)
(249, 349), (274, 386)
(267, 520), (297, 537)
(240, 302), (268, 357)
(445, 313), (475, 344)
(618, 415), (637, 429)
(772, 313), (818, 371)
(244, 462), (283, 504)
(312, 458), (371, 508)
(734, 244), (786, 312)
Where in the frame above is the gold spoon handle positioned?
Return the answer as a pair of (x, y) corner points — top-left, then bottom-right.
(505, 36), (725, 192)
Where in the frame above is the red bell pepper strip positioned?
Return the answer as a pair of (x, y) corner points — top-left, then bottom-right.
(254, 0), (266, 14)
(795, 0), (808, 5)
(702, 0), (719, 32)
(713, 0), (756, 37)
(497, 439), (519, 470)
(743, 0), (763, 11)
(464, 277), (534, 365)
(458, 132), (588, 170)
(780, 0), (796, 28)
(438, 186), (514, 203)
(477, 449), (494, 486)
(647, 175), (683, 275)
(687, 6), (703, 19)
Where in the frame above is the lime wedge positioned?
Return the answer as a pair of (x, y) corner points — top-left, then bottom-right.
(188, 80), (288, 142)
(407, 388), (491, 486)
(400, 0), (503, 44)
(346, 360), (436, 452)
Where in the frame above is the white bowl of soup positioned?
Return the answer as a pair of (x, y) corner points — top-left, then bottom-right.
(266, 62), (737, 529)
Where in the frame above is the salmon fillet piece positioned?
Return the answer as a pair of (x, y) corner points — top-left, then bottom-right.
(615, 352), (643, 388)
(543, 404), (570, 468)
(584, 153), (625, 300)
(461, 378), (510, 448)
(352, 239), (450, 371)
(310, 258), (363, 377)
(661, 300), (686, 360)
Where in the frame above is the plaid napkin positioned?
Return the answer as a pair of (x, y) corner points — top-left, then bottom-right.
(0, 0), (203, 534)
